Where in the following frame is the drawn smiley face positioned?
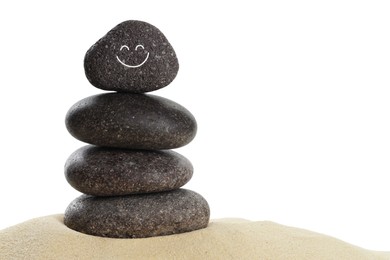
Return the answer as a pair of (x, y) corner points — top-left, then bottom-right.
(116, 44), (150, 68)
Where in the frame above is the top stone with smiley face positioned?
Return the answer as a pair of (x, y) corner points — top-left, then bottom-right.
(84, 20), (179, 93)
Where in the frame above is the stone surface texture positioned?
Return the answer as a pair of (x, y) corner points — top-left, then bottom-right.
(84, 20), (179, 93)
(65, 93), (197, 150)
(64, 189), (210, 238)
(65, 145), (193, 196)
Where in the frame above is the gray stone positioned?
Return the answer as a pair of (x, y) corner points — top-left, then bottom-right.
(65, 93), (197, 149)
(84, 20), (179, 93)
(64, 189), (210, 238)
(65, 145), (193, 196)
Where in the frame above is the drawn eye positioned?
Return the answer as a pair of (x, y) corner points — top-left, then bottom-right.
(135, 45), (145, 51)
(120, 45), (130, 51)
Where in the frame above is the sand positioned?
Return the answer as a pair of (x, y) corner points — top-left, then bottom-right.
(0, 215), (389, 260)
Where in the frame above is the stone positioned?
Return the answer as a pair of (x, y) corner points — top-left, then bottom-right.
(64, 189), (210, 238)
(65, 145), (193, 196)
(65, 93), (197, 149)
(84, 20), (179, 93)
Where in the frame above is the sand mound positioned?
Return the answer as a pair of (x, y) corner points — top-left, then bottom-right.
(0, 215), (388, 260)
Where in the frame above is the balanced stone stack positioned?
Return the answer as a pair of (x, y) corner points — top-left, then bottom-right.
(63, 20), (210, 238)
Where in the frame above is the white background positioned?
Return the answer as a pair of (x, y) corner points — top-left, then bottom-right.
(0, 0), (389, 251)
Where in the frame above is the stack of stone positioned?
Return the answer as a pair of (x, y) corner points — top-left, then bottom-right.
(63, 20), (210, 238)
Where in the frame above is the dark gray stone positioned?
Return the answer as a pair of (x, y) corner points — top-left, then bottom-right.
(65, 145), (193, 196)
(64, 189), (210, 238)
(84, 20), (179, 93)
(65, 93), (197, 149)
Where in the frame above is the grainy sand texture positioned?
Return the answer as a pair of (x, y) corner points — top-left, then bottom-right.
(0, 215), (389, 260)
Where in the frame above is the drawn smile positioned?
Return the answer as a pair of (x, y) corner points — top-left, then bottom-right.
(116, 44), (149, 68)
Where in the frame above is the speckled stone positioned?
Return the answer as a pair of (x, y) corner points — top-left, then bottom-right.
(65, 93), (197, 149)
(84, 20), (179, 93)
(64, 189), (210, 238)
(65, 145), (193, 196)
